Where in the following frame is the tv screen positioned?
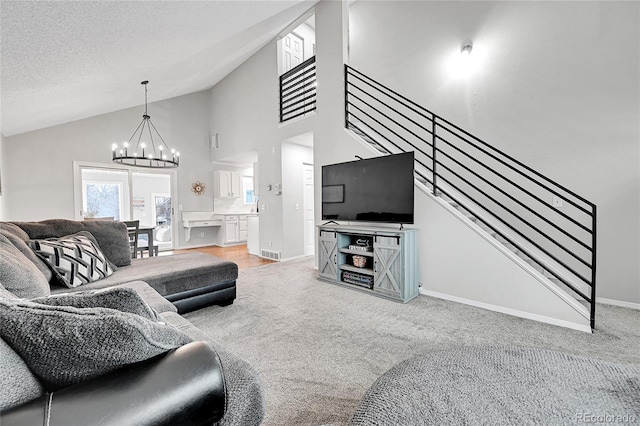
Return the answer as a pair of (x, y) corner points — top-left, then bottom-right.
(322, 152), (415, 224)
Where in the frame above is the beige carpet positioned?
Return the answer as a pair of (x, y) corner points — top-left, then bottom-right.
(184, 257), (640, 426)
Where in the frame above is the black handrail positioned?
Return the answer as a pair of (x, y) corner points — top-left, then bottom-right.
(281, 56), (316, 81)
(347, 66), (595, 211)
(280, 56), (316, 123)
(345, 64), (597, 330)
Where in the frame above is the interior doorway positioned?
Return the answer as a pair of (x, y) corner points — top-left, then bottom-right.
(277, 13), (316, 76)
(280, 133), (314, 260)
(282, 32), (304, 73)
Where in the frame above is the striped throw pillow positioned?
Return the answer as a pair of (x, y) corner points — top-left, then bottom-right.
(30, 233), (114, 288)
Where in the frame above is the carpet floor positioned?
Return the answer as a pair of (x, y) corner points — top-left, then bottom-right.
(184, 257), (640, 426)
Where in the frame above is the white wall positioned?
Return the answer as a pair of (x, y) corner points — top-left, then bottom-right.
(3, 90), (214, 249)
(0, 134), (5, 220)
(348, 0), (640, 304)
(417, 189), (591, 332)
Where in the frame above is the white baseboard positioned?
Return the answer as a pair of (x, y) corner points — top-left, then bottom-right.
(280, 254), (312, 262)
(420, 289), (592, 333)
(596, 297), (640, 310)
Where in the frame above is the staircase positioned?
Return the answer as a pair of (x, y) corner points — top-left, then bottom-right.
(344, 65), (597, 330)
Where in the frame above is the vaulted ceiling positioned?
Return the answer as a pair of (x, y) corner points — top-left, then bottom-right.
(0, 0), (316, 136)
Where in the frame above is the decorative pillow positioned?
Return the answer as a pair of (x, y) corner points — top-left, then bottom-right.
(0, 298), (193, 391)
(0, 228), (54, 283)
(0, 234), (51, 298)
(29, 233), (114, 288)
(31, 287), (160, 322)
(72, 231), (118, 272)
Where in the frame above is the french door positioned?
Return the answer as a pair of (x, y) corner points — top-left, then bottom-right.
(73, 162), (176, 249)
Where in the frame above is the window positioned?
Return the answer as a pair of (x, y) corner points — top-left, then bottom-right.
(154, 195), (171, 226)
(83, 181), (123, 220)
(243, 175), (256, 204)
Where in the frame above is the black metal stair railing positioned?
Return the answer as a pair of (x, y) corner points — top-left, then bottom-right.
(280, 56), (317, 123)
(344, 64), (598, 330)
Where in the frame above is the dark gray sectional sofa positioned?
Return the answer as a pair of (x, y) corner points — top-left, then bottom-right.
(10, 219), (238, 312)
(0, 219), (264, 425)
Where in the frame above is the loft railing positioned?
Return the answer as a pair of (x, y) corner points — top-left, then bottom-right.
(280, 56), (316, 123)
(345, 64), (597, 330)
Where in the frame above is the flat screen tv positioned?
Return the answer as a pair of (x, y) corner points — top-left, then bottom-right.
(322, 151), (415, 224)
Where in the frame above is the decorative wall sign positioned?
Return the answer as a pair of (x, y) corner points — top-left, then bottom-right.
(192, 181), (206, 196)
(132, 196), (145, 211)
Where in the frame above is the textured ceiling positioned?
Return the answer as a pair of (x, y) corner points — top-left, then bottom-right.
(0, 0), (316, 136)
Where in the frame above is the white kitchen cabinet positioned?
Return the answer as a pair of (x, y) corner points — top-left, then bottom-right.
(215, 170), (241, 198)
(217, 214), (255, 246)
(238, 215), (249, 242)
(223, 215), (239, 244)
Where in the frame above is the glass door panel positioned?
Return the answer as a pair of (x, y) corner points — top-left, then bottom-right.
(80, 168), (130, 220)
(131, 172), (173, 250)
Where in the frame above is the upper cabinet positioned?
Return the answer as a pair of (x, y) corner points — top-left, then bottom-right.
(215, 170), (241, 198)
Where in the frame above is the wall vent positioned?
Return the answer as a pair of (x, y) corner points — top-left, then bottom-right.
(261, 249), (281, 261)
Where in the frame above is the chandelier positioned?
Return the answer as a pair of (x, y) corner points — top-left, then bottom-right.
(111, 81), (180, 168)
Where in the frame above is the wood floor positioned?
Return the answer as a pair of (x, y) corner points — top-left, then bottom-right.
(166, 244), (276, 269)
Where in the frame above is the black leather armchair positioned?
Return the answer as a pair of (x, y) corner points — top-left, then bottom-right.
(1, 341), (226, 426)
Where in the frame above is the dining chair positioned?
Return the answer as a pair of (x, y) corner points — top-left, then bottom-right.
(137, 237), (159, 258)
(123, 220), (140, 259)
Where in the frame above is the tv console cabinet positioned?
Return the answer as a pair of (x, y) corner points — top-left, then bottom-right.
(317, 224), (419, 303)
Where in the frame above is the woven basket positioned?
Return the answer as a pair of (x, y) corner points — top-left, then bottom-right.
(353, 255), (367, 268)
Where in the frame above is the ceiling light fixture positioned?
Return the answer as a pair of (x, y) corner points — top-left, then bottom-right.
(112, 81), (180, 168)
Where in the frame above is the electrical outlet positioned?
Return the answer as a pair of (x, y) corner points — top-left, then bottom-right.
(269, 240), (272, 247)
(200, 232), (205, 238)
(552, 196), (563, 208)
